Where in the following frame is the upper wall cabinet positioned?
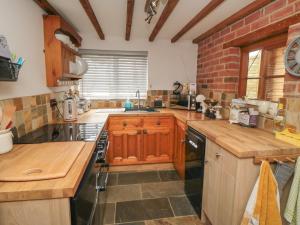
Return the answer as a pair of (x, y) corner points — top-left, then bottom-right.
(43, 15), (82, 87)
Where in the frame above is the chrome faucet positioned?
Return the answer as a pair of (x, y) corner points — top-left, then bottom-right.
(136, 89), (141, 110)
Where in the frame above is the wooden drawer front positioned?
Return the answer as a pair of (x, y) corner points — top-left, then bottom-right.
(109, 117), (142, 130)
(143, 117), (174, 128)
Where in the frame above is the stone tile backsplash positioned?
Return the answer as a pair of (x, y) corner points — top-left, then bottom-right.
(0, 92), (64, 137)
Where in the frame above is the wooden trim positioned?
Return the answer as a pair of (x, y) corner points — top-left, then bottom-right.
(149, 0), (179, 42)
(223, 13), (300, 49)
(171, 0), (224, 43)
(33, 0), (60, 15)
(192, 0), (273, 43)
(238, 50), (249, 97)
(79, 0), (105, 40)
(126, 0), (135, 41)
(258, 50), (269, 99)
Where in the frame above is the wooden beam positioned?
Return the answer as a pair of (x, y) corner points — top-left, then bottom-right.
(171, 0), (224, 43)
(192, 0), (273, 43)
(126, 0), (135, 41)
(33, 0), (60, 15)
(149, 0), (179, 42)
(79, 0), (105, 40)
(223, 13), (300, 48)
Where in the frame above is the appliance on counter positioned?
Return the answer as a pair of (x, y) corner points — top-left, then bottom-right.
(229, 99), (247, 124)
(195, 95), (206, 113)
(13, 123), (110, 225)
(185, 127), (206, 218)
(204, 99), (219, 119)
(63, 96), (78, 122)
(78, 98), (91, 114)
(170, 94), (196, 111)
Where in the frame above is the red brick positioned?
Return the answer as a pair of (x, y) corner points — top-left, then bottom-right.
(231, 20), (245, 31)
(265, 0), (286, 15)
(223, 32), (236, 42)
(245, 10), (262, 25)
(270, 5), (294, 22)
(250, 17), (269, 31)
(225, 63), (240, 70)
(224, 48), (240, 56)
(236, 24), (251, 37)
(220, 27), (231, 36)
(220, 56), (240, 64)
(296, 1), (300, 10)
(224, 77), (239, 83)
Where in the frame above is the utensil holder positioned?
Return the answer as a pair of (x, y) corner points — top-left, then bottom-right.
(0, 58), (22, 81)
(0, 131), (13, 154)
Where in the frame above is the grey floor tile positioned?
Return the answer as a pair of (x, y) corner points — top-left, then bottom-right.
(142, 181), (184, 199)
(106, 184), (142, 203)
(118, 171), (160, 185)
(117, 222), (145, 225)
(115, 198), (174, 223)
(145, 216), (203, 225)
(158, 170), (180, 181)
(169, 196), (196, 216)
(101, 203), (115, 225)
(108, 173), (118, 186)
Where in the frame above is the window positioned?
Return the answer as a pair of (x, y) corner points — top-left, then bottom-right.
(239, 35), (287, 101)
(79, 50), (148, 99)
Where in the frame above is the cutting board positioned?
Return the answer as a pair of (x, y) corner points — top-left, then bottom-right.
(0, 142), (86, 181)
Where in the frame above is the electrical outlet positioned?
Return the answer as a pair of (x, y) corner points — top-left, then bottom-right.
(50, 99), (57, 108)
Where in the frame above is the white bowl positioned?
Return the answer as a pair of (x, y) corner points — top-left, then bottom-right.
(76, 57), (88, 75)
(55, 33), (69, 45)
(0, 131), (13, 154)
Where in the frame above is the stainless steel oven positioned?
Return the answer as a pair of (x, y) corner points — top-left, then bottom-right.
(70, 131), (109, 225)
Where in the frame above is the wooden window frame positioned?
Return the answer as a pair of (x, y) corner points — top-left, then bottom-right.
(239, 33), (288, 99)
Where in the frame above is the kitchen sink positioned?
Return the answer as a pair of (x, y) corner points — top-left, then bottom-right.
(125, 108), (159, 113)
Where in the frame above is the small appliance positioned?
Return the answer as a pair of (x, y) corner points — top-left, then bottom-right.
(229, 99), (247, 124)
(63, 96), (78, 122)
(187, 94), (196, 111)
(195, 95), (206, 113)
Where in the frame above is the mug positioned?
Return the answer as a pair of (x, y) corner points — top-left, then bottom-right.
(0, 131), (13, 154)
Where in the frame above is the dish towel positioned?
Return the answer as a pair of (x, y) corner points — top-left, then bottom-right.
(275, 162), (295, 197)
(241, 160), (282, 225)
(284, 157), (300, 225)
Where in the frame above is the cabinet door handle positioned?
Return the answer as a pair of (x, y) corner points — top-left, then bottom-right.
(216, 153), (222, 158)
(205, 160), (209, 164)
(143, 129), (148, 134)
(137, 130), (142, 135)
(156, 120), (161, 125)
(123, 122), (127, 127)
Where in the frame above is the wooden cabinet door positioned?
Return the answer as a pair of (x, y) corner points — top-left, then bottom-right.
(143, 128), (173, 163)
(108, 129), (142, 165)
(174, 119), (186, 179)
(202, 140), (222, 225)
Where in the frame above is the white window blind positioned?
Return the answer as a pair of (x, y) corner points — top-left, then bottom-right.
(79, 50), (148, 99)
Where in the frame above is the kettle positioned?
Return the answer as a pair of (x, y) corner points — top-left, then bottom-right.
(63, 97), (78, 122)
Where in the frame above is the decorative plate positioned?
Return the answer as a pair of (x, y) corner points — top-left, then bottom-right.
(284, 36), (300, 77)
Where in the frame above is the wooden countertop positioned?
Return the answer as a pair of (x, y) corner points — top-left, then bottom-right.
(0, 142), (95, 202)
(188, 120), (300, 158)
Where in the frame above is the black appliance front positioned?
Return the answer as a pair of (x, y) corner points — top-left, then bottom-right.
(184, 127), (206, 217)
(70, 132), (109, 225)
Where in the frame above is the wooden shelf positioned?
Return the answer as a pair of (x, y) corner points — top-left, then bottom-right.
(43, 15), (82, 87)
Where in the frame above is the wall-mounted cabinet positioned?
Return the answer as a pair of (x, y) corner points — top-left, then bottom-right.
(43, 15), (82, 87)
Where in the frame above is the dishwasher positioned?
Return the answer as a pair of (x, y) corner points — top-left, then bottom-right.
(184, 127), (206, 217)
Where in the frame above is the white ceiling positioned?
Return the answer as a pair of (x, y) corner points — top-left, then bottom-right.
(48, 0), (255, 42)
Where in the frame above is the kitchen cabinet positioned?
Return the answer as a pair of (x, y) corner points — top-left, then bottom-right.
(202, 139), (260, 225)
(108, 116), (174, 165)
(173, 119), (186, 179)
(43, 15), (82, 87)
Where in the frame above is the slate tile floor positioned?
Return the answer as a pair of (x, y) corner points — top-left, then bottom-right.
(101, 170), (203, 225)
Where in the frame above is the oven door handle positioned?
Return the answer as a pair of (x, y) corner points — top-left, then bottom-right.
(97, 164), (109, 192)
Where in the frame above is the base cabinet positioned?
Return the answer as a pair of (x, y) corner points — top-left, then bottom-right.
(202, 139), (260, 225)
(173, 119), (186, 179)
(108, 116), (174, 165)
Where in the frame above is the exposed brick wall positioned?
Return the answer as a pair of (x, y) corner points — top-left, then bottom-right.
(197, 0), (300, 101)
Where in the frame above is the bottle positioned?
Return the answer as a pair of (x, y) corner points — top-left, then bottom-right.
(124, 98), (132, 110)
(274, 103), (286, 132)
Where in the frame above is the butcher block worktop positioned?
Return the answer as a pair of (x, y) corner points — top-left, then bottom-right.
(188, 120), (300, 158)
(0, 142), (95, 202)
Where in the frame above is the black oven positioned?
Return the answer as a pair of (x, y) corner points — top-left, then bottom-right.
(70, 131), (109, 225)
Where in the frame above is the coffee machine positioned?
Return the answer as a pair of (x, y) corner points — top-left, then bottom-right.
(63, 92), (78, 122)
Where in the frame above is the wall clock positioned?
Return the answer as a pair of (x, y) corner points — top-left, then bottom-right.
(285, 36), (300, 77)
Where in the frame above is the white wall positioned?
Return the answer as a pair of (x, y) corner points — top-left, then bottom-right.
(0, 0), (65, 100)
(81, 34), (198, 90)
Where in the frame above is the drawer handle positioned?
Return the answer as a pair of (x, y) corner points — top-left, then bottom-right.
(123, 122), (127, 127)
(156, 121), (161, 125)
(143, 129), (148, 134)
(216, 153), (222, 158)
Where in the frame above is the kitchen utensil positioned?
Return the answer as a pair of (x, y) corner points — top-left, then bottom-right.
(0, 131), (13, 154)
(173, 81), (183, 95)
(0, 128), (10, 135)
(0, 142), (85, 181)
(63, 96), (78, 121)
(0, 105), (16, 130)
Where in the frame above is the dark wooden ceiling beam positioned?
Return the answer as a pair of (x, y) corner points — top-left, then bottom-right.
(126, 0), (135, 41)
(223, 12), (300, 48)
(79, 0), (105, 40)
(171, 0), (224, 43)
(193, 0), (273, 43)
(33, 0), (60, 15)
(149, 0), (179, 42)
